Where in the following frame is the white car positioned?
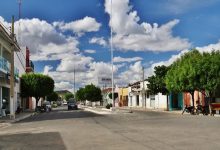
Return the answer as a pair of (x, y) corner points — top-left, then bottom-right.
(63, 101), (67, 105)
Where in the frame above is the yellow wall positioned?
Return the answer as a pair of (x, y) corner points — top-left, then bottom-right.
(119, 88), (128, 96)
(119, 88), (128, 106)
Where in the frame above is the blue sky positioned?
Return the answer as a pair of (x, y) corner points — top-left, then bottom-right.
(1, 0), (220, 91)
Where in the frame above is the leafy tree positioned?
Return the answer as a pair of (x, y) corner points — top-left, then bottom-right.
(109, 93), (118, 100)
(147, 65), (170, 110)
(196, 50), (220, 112)
(47, 92), (59, 102)
(147, 65), (170, 95)
(64, 93), (74, 101)
(166, 49), (220, 114)
(21, 73), (54, 107)
(165, 50), (202, 108)
(75, 88), (85, 101)
(83, 84), (102, 102)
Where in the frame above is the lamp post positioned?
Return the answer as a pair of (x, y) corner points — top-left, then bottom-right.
(110, 0), (114, 107)
(142, 67), (146, 109)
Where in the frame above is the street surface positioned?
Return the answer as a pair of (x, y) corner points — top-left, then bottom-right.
(0, 106), (220, 150)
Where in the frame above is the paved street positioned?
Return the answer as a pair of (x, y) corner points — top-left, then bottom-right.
(0, 107), (220, 150)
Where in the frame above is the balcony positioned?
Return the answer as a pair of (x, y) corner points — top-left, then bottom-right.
(0, 56), (10, 74)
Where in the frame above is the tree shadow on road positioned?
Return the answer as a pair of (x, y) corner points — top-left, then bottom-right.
(16, 109), (104, 123)
(0, 132), (66, 150)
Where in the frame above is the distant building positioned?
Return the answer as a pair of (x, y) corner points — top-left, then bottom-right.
(22, 47), (35, 111)
(118, 87), (128, 107)
(128, 80), (168, 110)
(56, 90), (72, 100)
(102, 87), (119, 107)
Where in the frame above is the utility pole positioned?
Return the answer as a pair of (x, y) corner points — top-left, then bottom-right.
(10, 16), (15, 119)
(74, 68), (75, 95)
(110, 0), (114, 107)
(142, 67), (145, 108)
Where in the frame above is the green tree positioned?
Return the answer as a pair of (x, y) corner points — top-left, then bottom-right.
(165, 50), (202, 108)
(47, 92), (59, 102)
(75, 88), (85, 101)
(196, 51), (220, 113)
(197, 51), (220, 96)
(64, 93), (74, 101)
(109, 93), (118, 100)
(83, 84), (102, 102)
(166, 49), (220, 113)
(147, 65), (170, 110)
(21, 73), (54, 107)
(147, 65), (170, 95)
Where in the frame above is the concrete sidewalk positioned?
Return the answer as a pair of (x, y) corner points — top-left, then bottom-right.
(80, 105), (117, 115)
(116, 106), (183, 114)
(0, 112), (36, 128)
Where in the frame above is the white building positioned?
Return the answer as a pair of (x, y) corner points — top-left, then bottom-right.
(14, 46), (26, 112)
(128, 80), (168, 110)
(0, 21), (21, 117)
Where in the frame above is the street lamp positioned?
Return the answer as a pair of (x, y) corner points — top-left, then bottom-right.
(110, 0), (114, 107)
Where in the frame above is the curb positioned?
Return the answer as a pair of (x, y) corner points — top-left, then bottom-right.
(116, 107), (182, 115)
(0, 112), (37, 124)
(12, 112), (37, 123)
(83, 107), (112, 115)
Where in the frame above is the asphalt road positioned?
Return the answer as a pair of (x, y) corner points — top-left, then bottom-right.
(0, 106), (220, 150)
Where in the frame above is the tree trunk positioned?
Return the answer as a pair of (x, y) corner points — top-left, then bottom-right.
(166, 94), (169, 111)
(209, 97), (213, 116)
(190, 91), (195, 114)
(208, 92), (213, 116)
(35, 97), (40, 112)
(190, 91), (195, 108)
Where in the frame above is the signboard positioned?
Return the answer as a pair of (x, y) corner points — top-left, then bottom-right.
(98, 77), (112, 85)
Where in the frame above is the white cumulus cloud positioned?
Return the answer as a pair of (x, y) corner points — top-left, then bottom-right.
(15, 18), (79, 61)
(57, 16), (101, 36)
(56, 54), (93, 72)
(84, 49), (96, 54)
(104, 0), (191, 52)
(89, 37), (107, 46)
(55, 81), (74, 92)
(113, 56), (143, 63)
(43, 65), (53, 75)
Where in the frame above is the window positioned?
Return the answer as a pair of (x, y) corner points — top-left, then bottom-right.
(147, 91), (149, 98)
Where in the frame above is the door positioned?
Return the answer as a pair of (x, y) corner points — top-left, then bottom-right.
(136, 95), (139, 106)
(150, 95), (155, 108)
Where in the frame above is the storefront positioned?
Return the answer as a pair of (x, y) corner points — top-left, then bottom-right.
(168, 92), (183, 111)
(0, 84), (10, 116)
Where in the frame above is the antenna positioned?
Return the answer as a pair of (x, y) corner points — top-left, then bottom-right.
(18, 0), (22, 19)
(17, 0), (22, 44)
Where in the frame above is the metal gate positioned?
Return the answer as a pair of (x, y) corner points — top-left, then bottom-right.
(150, 95), (155, 108)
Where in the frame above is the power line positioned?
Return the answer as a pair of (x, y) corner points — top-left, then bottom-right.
(15, 50), (26, 72)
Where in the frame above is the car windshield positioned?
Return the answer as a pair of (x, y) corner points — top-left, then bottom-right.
(68, 100), (76, 104)
(68, 98), (75, 101)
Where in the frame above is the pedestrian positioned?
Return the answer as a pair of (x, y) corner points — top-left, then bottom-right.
(2, 98), (7, 117)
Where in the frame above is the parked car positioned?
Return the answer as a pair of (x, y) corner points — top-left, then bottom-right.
(63, 101), (67, 105)
(67, 100), (78, 110)
(42, 101), (52, 112)
(51, 101), (58, 108)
